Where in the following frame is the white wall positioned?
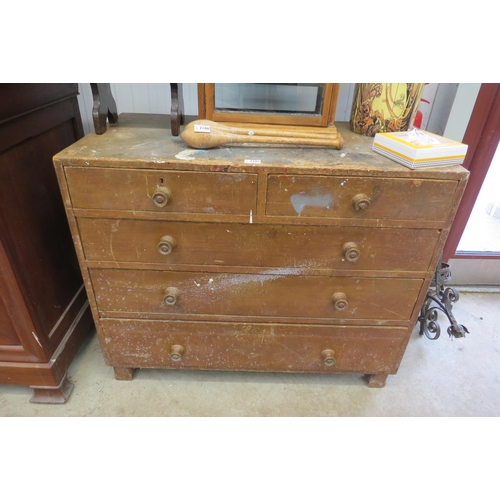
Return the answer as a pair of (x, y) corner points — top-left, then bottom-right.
(444, 83), (481, 142)
(78, 83), (200, 136)
(77, 83), (470, 138)
(77, 83), (357, 136)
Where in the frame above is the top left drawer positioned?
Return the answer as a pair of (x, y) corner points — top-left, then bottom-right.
(64, 167), (257, 215)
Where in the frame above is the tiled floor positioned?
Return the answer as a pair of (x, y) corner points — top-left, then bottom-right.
(1, 289), (499, 417)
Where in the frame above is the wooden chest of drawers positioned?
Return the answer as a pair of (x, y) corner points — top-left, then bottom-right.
(53, 114), (468, 387)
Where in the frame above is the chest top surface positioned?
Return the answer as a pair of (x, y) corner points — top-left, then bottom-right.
(54, 113), (468, 180)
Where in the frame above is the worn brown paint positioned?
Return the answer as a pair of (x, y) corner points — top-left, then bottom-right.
(53, 114), (469, 388)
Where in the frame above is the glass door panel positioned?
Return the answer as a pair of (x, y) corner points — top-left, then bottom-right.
(456, 140), (500, 254)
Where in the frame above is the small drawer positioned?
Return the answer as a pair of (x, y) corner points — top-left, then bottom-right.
(266, 174), (458, 221)
(65, 167), (257, 215)
(91, 269), (423, 321)
(79, 218), (439, 272)
(100, 319), (407, 374)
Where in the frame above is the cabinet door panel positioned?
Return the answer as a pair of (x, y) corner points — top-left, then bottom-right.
(0, 294), (21, 346)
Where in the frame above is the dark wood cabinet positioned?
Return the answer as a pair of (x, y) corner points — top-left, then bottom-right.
(0, 84), (93, 403)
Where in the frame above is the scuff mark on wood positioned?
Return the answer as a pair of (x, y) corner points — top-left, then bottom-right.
(32, 331), (42, 347)
(290, 193), (333, 215)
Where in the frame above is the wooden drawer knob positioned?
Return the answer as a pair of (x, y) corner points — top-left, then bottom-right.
(164, 287), (180, 305)
(332, 292), (348, 311)
(152, 186), (172, 208)
(322, 349), (335, 366)
(352, 193), (371, 211)
(342, 242), (360, 262)
(157, 235), (177, 255)
(170, 344), (185, 362)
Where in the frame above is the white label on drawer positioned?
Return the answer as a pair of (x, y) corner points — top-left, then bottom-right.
(244, 159), (261, 164)
(194, 124), (211, 133)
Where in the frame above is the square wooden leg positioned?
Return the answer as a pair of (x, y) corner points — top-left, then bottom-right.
(113, 367), (136, 380)
(365, 373), (388, 388)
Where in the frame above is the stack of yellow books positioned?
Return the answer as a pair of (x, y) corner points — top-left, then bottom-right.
(372, 130), (468, 169)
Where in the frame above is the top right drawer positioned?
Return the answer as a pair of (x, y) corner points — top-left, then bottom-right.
(266, 174), (458, 222)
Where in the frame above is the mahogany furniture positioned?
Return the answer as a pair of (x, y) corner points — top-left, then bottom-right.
(53, 113), (468, 387)
(0, 84), (93, 403)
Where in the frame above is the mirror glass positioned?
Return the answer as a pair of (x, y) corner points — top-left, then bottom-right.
(214, 83), (325, 115)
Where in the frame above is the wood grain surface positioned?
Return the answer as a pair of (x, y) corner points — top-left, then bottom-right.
(54, 113), (469, 386)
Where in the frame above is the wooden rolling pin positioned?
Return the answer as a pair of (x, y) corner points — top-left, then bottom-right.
(181, 120), (344, 150)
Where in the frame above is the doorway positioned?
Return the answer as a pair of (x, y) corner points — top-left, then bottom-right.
(444, 84), (500, 286)
(456, 142), (500, 254)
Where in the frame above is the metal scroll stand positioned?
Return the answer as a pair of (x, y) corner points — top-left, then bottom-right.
(418, 257), (470, 340)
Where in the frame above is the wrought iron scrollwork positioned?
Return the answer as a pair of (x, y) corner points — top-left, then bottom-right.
(418, 260), (469, 340)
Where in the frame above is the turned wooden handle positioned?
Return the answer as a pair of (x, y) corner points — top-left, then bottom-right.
(170, 344), (185, 361)
(164, 287), (180, 306)
(181, 120), (344, 150)
(157, 235), (177, 255)
(332, 292), (348, 311)
(322, 349), (335, 366)
(342, 242), (360, 262)
(352, 194), (371, 211)
(152, 186), (172, 208)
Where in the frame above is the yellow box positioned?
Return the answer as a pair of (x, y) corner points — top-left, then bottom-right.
(373, 130), (468, 169)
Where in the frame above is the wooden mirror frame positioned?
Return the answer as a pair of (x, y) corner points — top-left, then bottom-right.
(198, 83), (340, 127)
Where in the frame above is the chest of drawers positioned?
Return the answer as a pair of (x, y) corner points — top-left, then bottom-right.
(53, 114), (468, 387)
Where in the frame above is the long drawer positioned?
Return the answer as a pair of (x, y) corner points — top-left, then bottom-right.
(101, 319), (407, 374)
(78, 218), (439, 272)
(65, 167), (257, 215)
(91, 269), (423, 321)
(266, 174), (458, 221)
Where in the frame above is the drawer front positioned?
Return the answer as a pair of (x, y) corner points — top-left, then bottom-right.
(79, 218), (439, 272)
(101, 319), (407, 374)
(65, 167), (257, 215)
(266, 174), (457, 221)
(91, 269), (422, 321)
